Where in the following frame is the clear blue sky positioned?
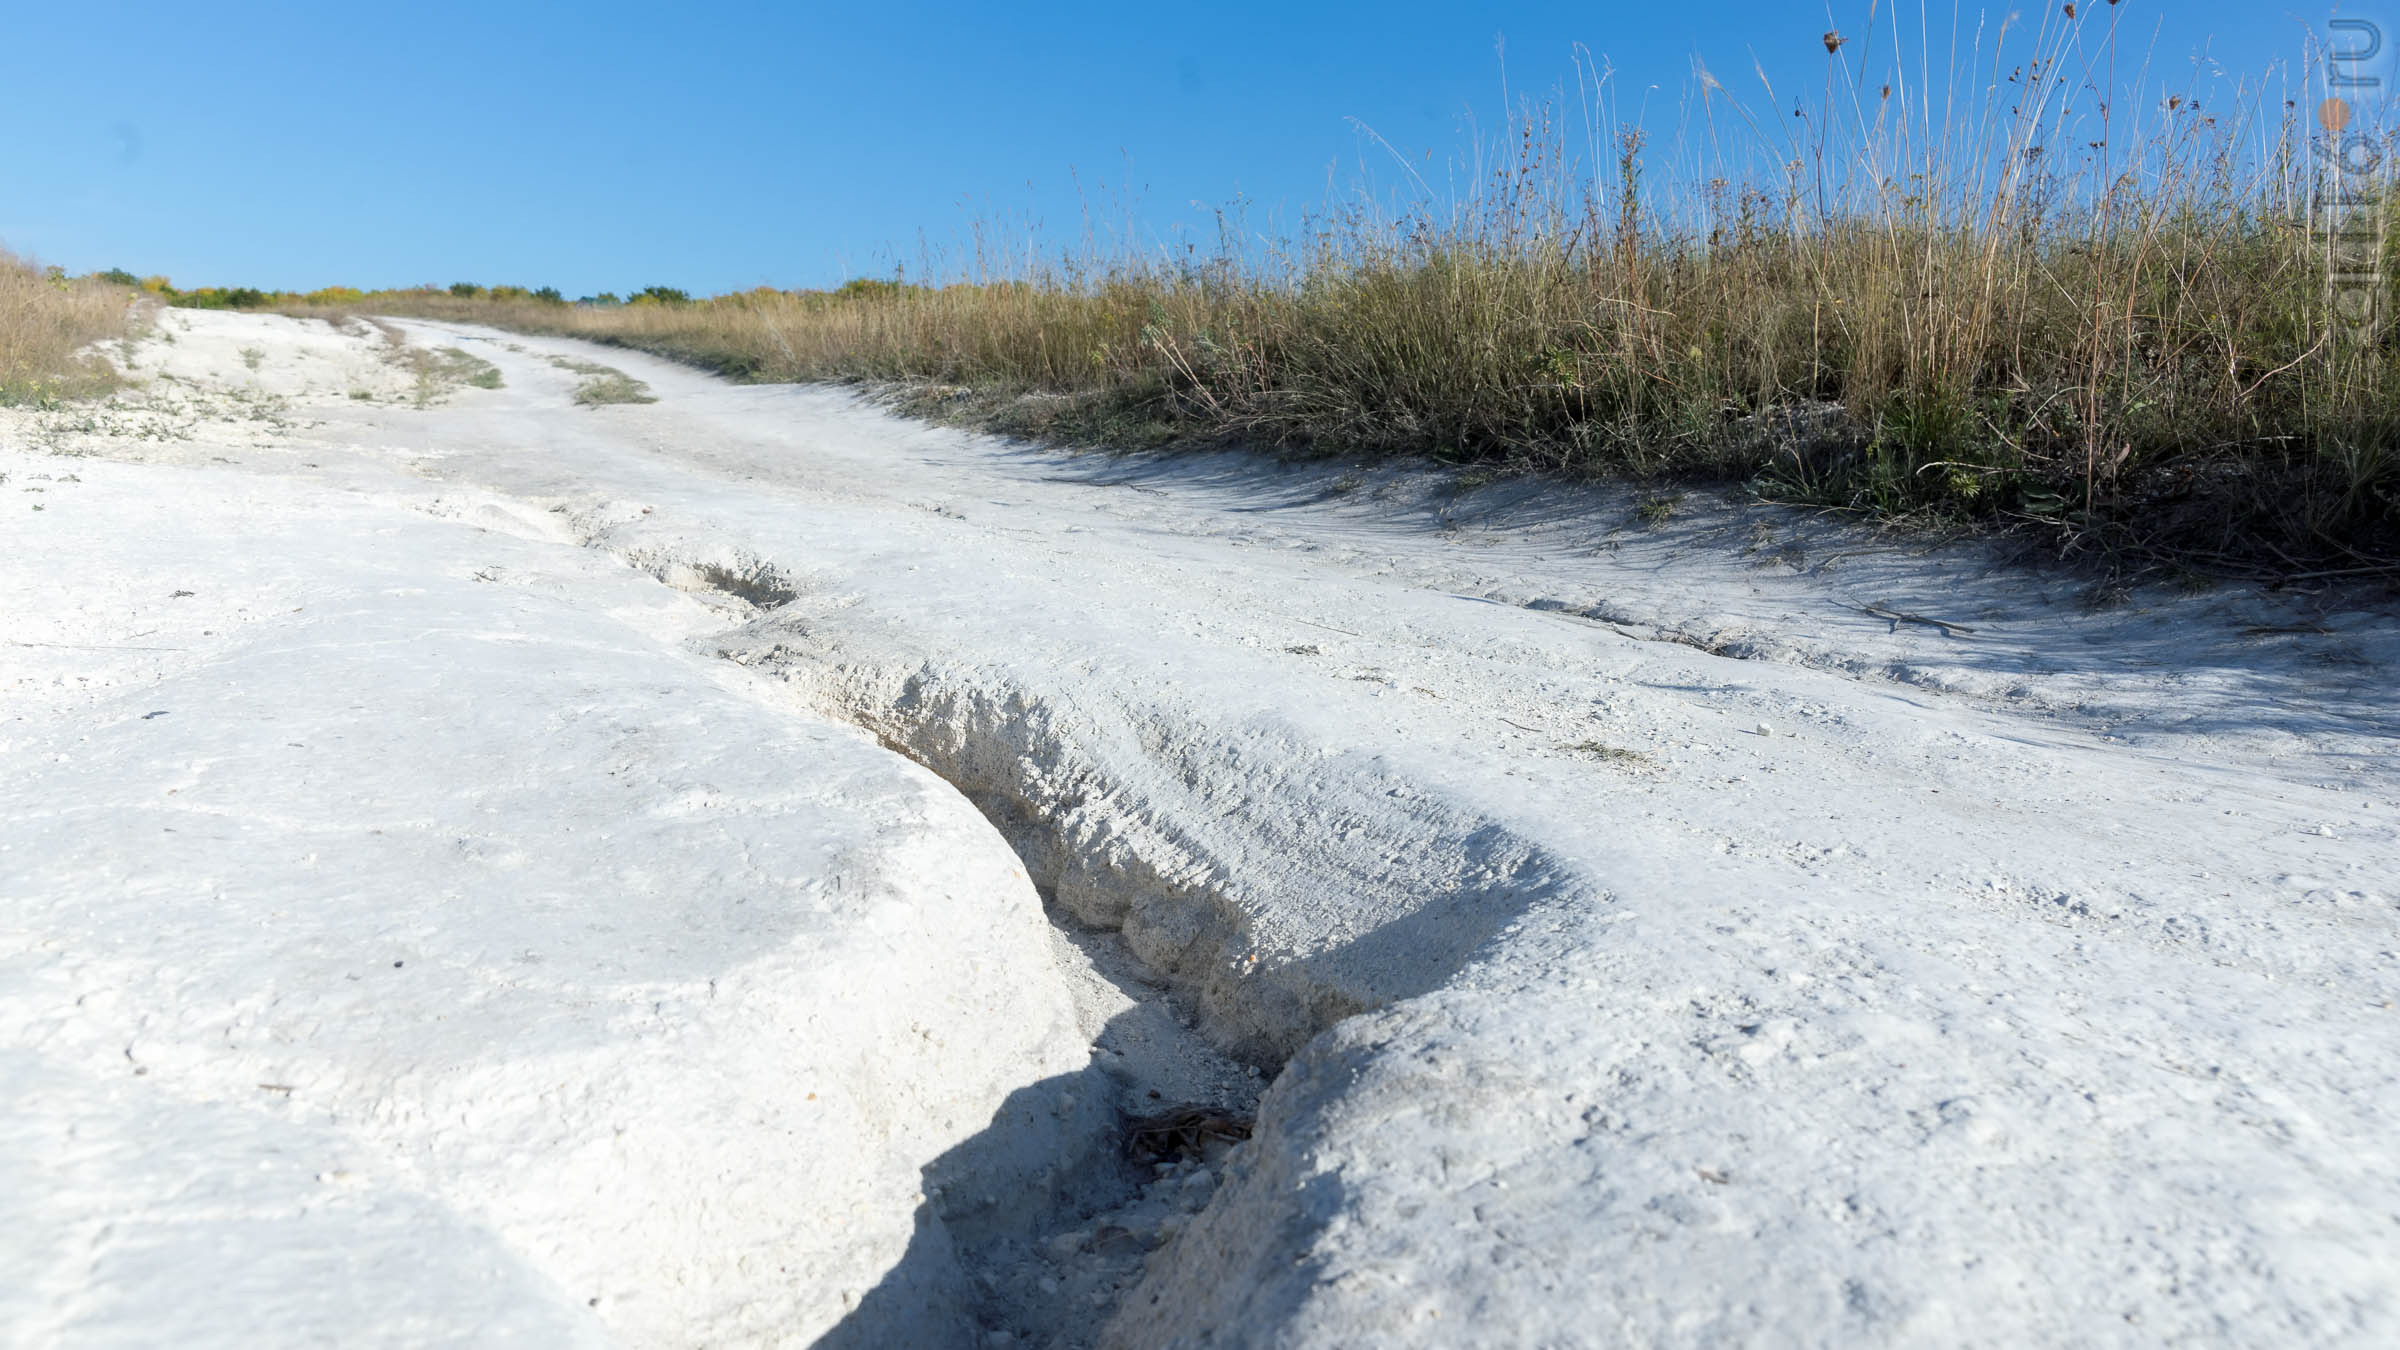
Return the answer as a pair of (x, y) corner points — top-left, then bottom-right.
(0, 2), (2358, 296)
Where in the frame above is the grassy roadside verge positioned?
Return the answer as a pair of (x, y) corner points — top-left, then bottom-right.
(0, 251), (137, 406)
(147, 11), (2400, 582)
(291, 215), (2400, 584)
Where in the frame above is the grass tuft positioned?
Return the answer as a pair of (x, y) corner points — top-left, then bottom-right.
(549, 357), (655, 406)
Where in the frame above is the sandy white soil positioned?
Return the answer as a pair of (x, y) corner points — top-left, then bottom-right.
(3, 310), (2395, 1348)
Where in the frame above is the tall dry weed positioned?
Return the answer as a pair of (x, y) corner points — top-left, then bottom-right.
(0, 249), (136, 404)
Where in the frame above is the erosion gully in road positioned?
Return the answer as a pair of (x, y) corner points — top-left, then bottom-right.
(3, 311), (2395, 1348)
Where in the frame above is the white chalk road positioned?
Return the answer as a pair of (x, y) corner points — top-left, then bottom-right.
(2, 311), (2394, 1348)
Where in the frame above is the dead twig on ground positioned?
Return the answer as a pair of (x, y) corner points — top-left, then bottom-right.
(1859, 603), (1977, 636)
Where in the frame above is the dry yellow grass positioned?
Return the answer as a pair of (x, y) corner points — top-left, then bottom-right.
(267, 14), (2397, 575)
(329, 197), (2398, 576)
(0, 249), (136, 404)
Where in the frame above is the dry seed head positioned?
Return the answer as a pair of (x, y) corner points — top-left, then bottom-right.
(1823, 31), (1846, 55)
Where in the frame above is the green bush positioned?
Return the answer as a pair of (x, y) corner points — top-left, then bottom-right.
(171, 287), (269, 310)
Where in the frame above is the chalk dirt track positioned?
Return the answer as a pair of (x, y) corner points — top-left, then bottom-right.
(3, 311), (2394, 1348)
